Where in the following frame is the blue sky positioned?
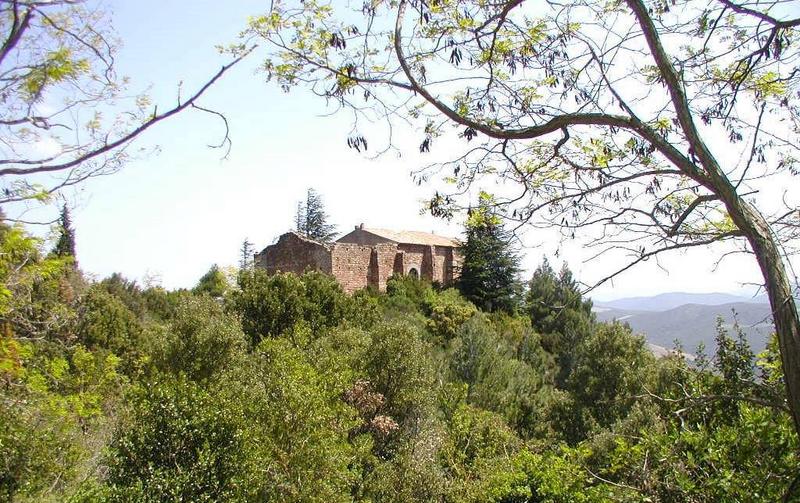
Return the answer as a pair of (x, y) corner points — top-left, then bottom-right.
(10, 0), (784, 300)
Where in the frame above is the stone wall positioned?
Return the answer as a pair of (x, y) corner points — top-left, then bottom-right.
(435, 246), (450, 284)
(254, 232), (331, 275)
(330, 243), (374, 293)
(397, 243), (426, 278)
(255, 231), (460, 293)
(373, 243), (400, 292)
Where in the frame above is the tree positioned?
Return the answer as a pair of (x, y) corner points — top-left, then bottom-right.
(527, 259), (595, 386)
(228, 270), (357, 347)
(151, 295), (247, 382)
(457, 200), (521, 313)
(294, 200), (306, 235)
(294, 188), (337, 242)
(239, 238), (254, 270)
(52, 204), (76, 261)
(0, 1), (249, 210)
(247, 0), (800, 436)
(193, 264), (229, 298)
(565, 322), (656, 438)
(0, 220), (74, 340)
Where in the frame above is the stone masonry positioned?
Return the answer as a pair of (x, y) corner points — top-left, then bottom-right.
(254, 224), (461, 293)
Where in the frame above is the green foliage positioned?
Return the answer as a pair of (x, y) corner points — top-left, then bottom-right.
(1, 225), (798, 502)
(229, 269), (362, 346)
(76, 286), (142, 357)
(1, 341), (123, 501)
(193, 264), (230, 298)
(0, 223), (74, 339)
(106, 376), (250, 502)
(140, 286), (183, 322)
(23, 48), (90, 101)
(457, 207), (521, 314)
(425, 288), (477, 341)
(441, 404), (521, 501)
(150, 295), (247, 382)
(364, 320), (437, 431)
(563, 322), (656, 441)
(481, 448), (633, 503)
(526, 259), (594, 386)
(385, 274), (436, 313)
(295, 187), (337, 242)
(53, 204), (77, 262)
(449, 316), (551, 437)
(98, 274), (145, 318)
(235, 338), (358, 501)
(239, 238), (254, 270)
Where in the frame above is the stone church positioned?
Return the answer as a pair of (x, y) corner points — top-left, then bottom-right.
(254, 224), (462, 292)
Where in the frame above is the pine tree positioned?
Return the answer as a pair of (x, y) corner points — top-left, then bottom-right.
(294, 201), (305, 234)
(526, 259), (594, 387)
(53, 204), (77, 264)
(294, 188), (337, 242)
(456, 205), (521, 313)
(240, 239), (255, 270)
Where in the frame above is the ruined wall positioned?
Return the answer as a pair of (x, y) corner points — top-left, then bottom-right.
(445, 247), (463, 284)
(254, 233), (332, 275)
(256, 232), (459, 293)
(450, 248), (463, 282)
(330, 243), (374, 293)
(397, 244), (457, 283)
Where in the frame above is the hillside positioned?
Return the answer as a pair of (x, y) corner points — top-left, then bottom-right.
(594, 301), (774, 353)
(594, 292), (768, 312)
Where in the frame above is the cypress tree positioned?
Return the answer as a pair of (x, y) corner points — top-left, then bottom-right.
(457, 205), (521, 313)
(53, 204), (77, 264)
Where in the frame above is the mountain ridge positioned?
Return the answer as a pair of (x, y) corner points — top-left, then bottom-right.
(592, 297), (774, 354)
(593, 291), (768, 312)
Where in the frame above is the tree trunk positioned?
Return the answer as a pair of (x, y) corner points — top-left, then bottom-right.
(727, 198), (800, 437)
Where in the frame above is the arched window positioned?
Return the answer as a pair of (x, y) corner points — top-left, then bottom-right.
(408, 267), (419, 279)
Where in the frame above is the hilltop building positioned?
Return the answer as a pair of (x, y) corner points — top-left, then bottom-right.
(254, 224), (461, 292)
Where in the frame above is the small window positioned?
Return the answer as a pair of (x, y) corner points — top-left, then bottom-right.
(408, 267), (419, 279)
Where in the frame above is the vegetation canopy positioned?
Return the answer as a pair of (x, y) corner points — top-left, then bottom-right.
(0, 217), (798, 500)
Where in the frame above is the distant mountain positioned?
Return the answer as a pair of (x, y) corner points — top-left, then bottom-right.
(594, 301), (774, 354)
(593, 292), (768, 312)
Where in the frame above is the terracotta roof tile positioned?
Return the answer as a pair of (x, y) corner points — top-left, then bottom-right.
(360, 227), (460, 247)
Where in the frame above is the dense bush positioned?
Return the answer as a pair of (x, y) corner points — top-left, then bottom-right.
(1, 222), (797, 502)
(76, 286), (143, 356)
(228, 270), (366, 346)
(150, 295), (247, 382)
(0, 342), (123, 501)
(106, 376), (251, 502)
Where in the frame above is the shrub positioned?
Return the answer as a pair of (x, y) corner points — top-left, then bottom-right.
(228, 270), (353, 346)
(106, 376), (250, 502)
(425, 289), (477, 341)
(76, 286), (143, 356)
(151, 295), (247, 382)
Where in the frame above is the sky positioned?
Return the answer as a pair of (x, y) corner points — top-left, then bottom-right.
(7, 0), (792, 301)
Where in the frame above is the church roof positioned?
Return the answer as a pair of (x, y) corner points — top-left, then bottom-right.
(358, 227), (460, 247)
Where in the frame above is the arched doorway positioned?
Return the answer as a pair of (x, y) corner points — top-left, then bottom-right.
(408, 267), (419, 279)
